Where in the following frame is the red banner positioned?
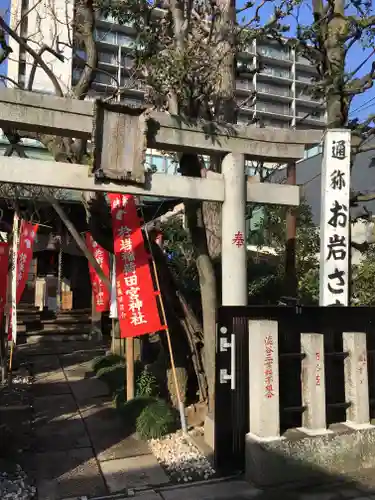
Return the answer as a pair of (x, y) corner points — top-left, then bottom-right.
(0, 243), (9, 317)
(86, 233), (110, 312)
(8, 221), (38, 340)
(109, 193), (164, 338)
(16, 221), (38, 304)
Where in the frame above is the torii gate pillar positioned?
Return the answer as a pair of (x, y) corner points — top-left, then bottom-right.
(221, 153), (248, 306)
(205, 153), (248, 448)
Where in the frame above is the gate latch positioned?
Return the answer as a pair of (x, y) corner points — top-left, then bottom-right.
(219, 333), (236, 390)
(220, 369), (233, 386)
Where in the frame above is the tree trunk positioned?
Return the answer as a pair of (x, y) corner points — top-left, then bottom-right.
(180, 154), (216, 410)
(203, 202), (222, 261)
(320, 0), (348, 128)
(151, 239), (207, 404)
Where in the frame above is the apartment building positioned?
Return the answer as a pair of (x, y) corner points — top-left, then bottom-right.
(91, 14), (326, 131)
(7, 1), (326, 129)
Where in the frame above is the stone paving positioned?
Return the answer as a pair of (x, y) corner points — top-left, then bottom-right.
(119, 478), (375, 500)
(17, 339), (169, 500)
(56, 476), (375, 500)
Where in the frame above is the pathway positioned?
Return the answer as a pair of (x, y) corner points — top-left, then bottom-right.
(17, 337), (169, 500)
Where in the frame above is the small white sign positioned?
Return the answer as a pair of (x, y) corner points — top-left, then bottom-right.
(319, 129), (351, 306)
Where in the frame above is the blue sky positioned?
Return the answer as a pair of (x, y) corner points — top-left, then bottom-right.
(0, 0), (9, 80)
(0, 0), (373, 121)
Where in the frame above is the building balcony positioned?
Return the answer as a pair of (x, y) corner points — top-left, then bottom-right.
(254, 117), (291, 128)
(236, 79), (255, 94)
(97, 60), (135, 77)
(96, 14), (136, 34)
(256, 52), (293, 69)
(295, 110), (326, 126)
(295, 55), (318, 73)
(237, 47), (256, 61)
(295, 75), (316, 85)
(94, 29), (135, 50)
(257, 69), (292, 84)
(295, 93), (325, 107)
(257, 85), (293, 103)
(256, 105), (292, 120)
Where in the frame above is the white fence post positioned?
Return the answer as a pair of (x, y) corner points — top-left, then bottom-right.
(300, 333), (327, 433)
(343, 332), (370, 427)
(248, 320), (280, 438)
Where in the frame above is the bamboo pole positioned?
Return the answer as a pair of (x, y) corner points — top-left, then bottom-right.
(146, 236), (188, 434)
(8, 340), (14, 373)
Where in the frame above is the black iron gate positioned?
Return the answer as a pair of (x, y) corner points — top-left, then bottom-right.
(214, 311), (249, 475)
(214, 305), (375, 476)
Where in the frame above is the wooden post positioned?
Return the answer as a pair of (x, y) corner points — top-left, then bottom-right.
(126, 337), (135, 400)
(56, 246), (62, 313)
(343, 332), (370, 426)
(248, 320), (280, 438)
(300, 333), (327, 433)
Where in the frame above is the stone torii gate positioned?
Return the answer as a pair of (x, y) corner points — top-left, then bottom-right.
(0, 88), (323, 308)
(0, 88), (324, 447)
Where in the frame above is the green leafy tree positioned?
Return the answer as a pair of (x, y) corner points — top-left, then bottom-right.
(352, 248), (375, 305)
(248, 199), (320, 304)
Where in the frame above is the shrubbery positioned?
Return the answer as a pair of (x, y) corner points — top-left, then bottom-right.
(92, 354), (177, 439)
(136, 398), (177, 439)
(92, 353), (123, 373)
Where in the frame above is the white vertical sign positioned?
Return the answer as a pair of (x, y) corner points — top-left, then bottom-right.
(319, 129), (351, 306)
(11, 212), (19, 343)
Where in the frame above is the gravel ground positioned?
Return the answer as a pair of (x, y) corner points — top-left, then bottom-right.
(0, 466), (36, 500)
(0, 373), (35, 499)
(149, 429), (216, 483)
(11, 376), (33, 386)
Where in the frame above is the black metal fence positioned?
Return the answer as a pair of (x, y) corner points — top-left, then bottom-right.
(214, 305), (375, 475)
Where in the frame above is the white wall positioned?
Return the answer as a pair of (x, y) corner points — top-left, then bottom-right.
(8, 0), (74, 93)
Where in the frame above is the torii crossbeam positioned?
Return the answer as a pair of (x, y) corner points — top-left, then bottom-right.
(0, 88), (324, 205)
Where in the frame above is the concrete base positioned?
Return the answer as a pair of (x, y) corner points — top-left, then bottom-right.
(245, 425), (375, 488)
(204, 413), (215, 450)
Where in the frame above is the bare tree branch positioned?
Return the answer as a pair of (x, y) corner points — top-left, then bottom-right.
(346, 62), (375, 96)
(0, 16), (64, 96)
(27, 44), (65, 91)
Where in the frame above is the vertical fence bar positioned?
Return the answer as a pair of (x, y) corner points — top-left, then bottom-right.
(300, 333), (327, 433)
(343, 332), (370, 427)
(249, 320), (280, 438)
